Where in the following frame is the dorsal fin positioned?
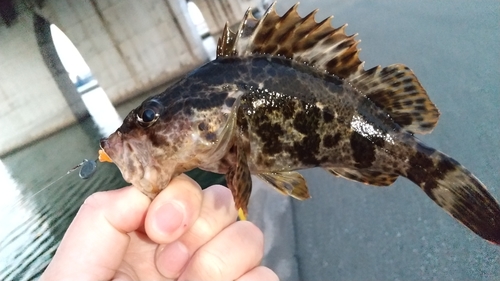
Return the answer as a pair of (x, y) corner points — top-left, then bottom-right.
(217, 2), (440, 134)
(217, 2), (363, 79)
(347, 64), (440, 134)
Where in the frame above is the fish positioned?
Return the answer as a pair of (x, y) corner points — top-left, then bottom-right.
(99, 3), (500, 245)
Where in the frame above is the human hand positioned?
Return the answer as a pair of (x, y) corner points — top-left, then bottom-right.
(40, 175), (278, 280)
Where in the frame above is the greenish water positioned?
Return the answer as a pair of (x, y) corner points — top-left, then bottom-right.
(0, 93), (224, 280)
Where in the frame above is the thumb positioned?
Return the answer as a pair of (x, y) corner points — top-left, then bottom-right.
(40, 186), (150, 280)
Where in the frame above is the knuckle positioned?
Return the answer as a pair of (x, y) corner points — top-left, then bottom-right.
(189, 214), (215, 241)
(238, 221), (264, 247)
(190, 248), (226, 279)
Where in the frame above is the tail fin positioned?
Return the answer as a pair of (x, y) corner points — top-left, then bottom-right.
(406, 142), (500, 244)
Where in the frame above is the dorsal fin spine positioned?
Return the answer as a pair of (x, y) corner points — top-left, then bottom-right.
(215, 2), (440, 134)
(216, 2), (363, 78)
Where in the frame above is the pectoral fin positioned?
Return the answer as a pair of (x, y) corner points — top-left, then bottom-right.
(326, 167), (398, 186)
(258, 171), (311, 200)
(226, 144), (252, 215)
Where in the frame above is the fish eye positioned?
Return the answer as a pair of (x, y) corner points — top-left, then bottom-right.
(137, 99), (162, 127)
(142, 109), (156, 122)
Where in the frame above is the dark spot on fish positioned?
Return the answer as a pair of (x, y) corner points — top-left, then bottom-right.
(323, 36), (339, 46)
(254, 25), (273, 46)
(392, 102), (403, 110)
(395, 72), (405, 79)
(368, 90), (391, 108)
(403, 100), (414, 106)
(402, 78), (413, 84)
(338, 68), (354, 79)
(323, 133), (341, 148)
(420, 122), (434, 129)
(418, 142), (437, 157)
(126, 142), (133, 152)
(225, 97), (236, 107)
(334, 40), (353, 52)
(149, 131), (166, 147)
(205, 132), (217, 142)
(292, 133), (321, 165)
(326, 57), (341, 72)
(406, 143), (437, 193)
(339, 50), (356, 68)
(381, 67), (397, 76)
(435, 157), (457, 176)
(415, 105), (426, 111)
(126, 160), (136, 177)
(404, 85), (416, 92)
(322, 110), (334, 123)
(391, 81), (401, 87)
(282, 101), (295, 119)
(256, 121), (284, 155)
(276, 47), (293, 58)
(394, 112), (413, 126)
(371, 136), (385, 147)
(415, 98), (426, 104)
(300, 38), (317, 51)
(350, 132), (376, 169)
(198, 122), (208, 131)
(293, 106), (320, 134)
(364, 66), (378, 76)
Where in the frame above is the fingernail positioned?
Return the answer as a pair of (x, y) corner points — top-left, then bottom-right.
(154, 201), (186, 235)
(157, 241), (189, 276)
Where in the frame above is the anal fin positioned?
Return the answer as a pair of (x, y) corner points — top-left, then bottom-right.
(258, 171), (311, 200)
(347, 64), (440, 135)
(326, 167), (399, 186)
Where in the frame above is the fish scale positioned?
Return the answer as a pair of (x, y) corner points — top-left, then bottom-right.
(100, 3), (500, 245)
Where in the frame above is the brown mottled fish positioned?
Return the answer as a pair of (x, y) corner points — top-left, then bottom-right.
(100, 3), (500, 244)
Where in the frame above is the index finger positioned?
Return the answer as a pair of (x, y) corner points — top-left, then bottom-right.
(40, 186), (150, 280)
(145, 174), (203, 244)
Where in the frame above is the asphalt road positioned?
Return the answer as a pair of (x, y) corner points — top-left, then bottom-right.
(249, 1), (500, 280)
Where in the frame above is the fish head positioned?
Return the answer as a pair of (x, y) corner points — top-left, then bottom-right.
(100, 92), (236, 198)
(100, 97), (204, 198)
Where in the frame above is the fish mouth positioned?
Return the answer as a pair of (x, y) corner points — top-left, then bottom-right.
(100, 133), (167, 198)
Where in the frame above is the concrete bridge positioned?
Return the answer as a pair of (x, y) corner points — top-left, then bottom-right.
(0, 0), (263, 156)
